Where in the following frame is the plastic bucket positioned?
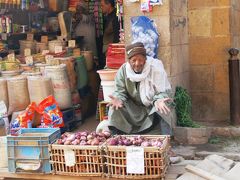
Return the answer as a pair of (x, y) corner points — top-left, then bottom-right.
(101, 80), (115, 102)
(97, 69), (118, 81)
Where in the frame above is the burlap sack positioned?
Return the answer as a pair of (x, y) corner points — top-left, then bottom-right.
(7, 76), (30, 115)
(0, 78), (8, 108)
(44, 64), (72, 110)
(27, 76), (53, 105)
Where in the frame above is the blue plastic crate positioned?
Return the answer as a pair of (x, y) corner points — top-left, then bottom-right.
(7, 128), (60, 174)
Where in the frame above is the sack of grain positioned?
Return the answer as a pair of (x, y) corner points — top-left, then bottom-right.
(57, 56), (77, 92)
(27, 76), (53, 105)
(0, 78), (8, 108)
(44, 64), (72, 109)
(7, 76), (30, 115)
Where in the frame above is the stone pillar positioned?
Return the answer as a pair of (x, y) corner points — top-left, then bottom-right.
(123, 0), (189, 92)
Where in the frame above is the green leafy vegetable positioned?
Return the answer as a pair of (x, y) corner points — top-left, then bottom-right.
(174, 86), (200, 128)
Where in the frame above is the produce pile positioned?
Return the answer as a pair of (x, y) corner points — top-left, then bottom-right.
(56, 131), (111, 145)
(56, 131), (164, 148)
(107, 135), (163, 147)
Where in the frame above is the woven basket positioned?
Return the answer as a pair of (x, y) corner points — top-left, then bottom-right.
(49, 144), (104, 176)
(104, 135), (171, 179)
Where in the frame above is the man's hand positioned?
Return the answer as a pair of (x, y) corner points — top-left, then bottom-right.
(154, 98), (172, 115)
(107, 95), (123, 110)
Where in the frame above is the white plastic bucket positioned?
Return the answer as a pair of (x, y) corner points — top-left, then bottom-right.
(0, 136), (8, 168)
(101, 81), (115, 102)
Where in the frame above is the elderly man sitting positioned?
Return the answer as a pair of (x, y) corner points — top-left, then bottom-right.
(107, 42), (175, 135)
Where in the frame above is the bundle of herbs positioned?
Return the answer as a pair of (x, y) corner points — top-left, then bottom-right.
(174, 86), (200, 128)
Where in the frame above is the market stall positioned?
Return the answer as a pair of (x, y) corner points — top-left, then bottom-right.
(0, 0), (172, 179)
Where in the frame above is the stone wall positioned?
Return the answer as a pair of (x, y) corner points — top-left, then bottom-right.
(123, 0), (189, 92)
(188, 0), (233, 123)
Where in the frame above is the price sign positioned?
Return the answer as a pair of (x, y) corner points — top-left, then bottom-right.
(68, 40), (76, 48)
(54, 46), (62, 54)
(41, 36), (48, 43)
(126, 147), (144, 174)
(45, 55), (54, 64)
(42, 50), (49, 55)
(27, 33), (34, 41)
(24, 48), (31, 57)
(64, 149), (76, 167)
(25, 56), (33, 66)
(7, 53), (15, 61)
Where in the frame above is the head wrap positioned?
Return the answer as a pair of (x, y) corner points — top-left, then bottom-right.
(126, 42), (147, 59)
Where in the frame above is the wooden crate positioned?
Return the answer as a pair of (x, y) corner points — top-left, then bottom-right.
(98, 101), (109, 121)
(104, 135), (170, 179)
(49, 144), (104, 176)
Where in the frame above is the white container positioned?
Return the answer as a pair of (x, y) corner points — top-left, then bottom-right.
(101, 80), (115, 102)
(0, 136), (8, 168)
(97, 69), (118, 81)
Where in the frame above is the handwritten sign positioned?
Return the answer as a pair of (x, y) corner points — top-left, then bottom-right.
(7, 53), (15, 61)
(41, 36), (48, 43)
(25, 56), (33, 66)
(126, 147), (144, 174)
(45, 55), (54, 64)
(68, 40), (76, 48)
(24, 48), (31, 57)
(42, 50), (49, 55)
(64, 149), (76, 167)
(27, 33), (34, 41)
(55, 46), (62, 54)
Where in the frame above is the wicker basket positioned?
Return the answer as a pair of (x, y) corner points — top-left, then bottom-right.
(104, 135), (170, 179)
(49, 144), (104, 176)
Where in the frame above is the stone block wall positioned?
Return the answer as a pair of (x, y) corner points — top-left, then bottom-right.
(123, 0), (189, 92)
(188, 0), (235, 123)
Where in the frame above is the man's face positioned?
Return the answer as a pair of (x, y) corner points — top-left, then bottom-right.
(101, 0), (110, 14)
(129, 54), (146, 74)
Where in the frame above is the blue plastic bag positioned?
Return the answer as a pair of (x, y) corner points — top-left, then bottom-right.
(131, 16), (159, 58)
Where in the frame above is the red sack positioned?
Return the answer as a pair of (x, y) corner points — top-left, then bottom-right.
(37, 95), (64, 128)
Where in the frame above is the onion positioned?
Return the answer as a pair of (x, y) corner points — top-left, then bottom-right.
(64, 140), (71, 145)
(87, 140), (92, 145)
(118, 140), (123, 146)
(66, 134), (75, 142)
(80, 140), (87, 146)
(57, 139), (63, 145)
(91, 138), (100, 146)
(108, 138), (118, 146)
(141, 141), (151, 147)
(80, 131), (88, 137)
(87, 134), (94, 140)
(102, 131), (111, 138)
(97, 132), (105, 137)
(123, 139), (132, 146)
(80, 136), (87, 141)
(71, 139), (79, 145)
(156, 142), (162, 147)
(91, 132), (97, 137)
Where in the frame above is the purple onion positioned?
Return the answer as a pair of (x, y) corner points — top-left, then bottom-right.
(141, 141), (151, 147)
(80, 131), (88, 136)
(108, 138), (118, 145)
(80, 140), (87, 146)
